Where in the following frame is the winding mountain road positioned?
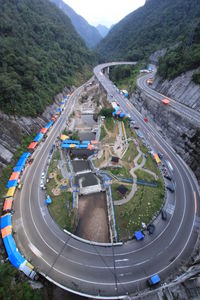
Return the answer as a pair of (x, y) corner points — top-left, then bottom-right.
(12, 63), (200, 299)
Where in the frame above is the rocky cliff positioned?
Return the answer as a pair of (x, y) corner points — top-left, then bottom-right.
(152, 68), (200, 112)
(130, 89), (200, 183)
(0, 92), (65, 176)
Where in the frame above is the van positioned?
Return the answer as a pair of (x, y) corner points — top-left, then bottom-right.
(161, 209), (167, 220)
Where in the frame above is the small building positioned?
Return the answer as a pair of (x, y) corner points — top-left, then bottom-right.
(111, 156), (119, 164)
(117, 185), (128, 196)
(69, 149), (94, 159)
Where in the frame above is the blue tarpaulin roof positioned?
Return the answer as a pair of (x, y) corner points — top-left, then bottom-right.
(7, 180), (18, 188)
(21, 152), (30, 159)
(16, 158), (26, 167)
(1, 214), (12, 229)
(3, 234), (16, 257)
(9, 249), (25, 269)
(56, 108), (61, 113)
(3, 235), (25, 268)
(33, 133), (44, 142)
(62, 140), (80, 144)
(45, 121), (53, 129)
(62, 144), (71, 149)
(151, 274), (160, 285)
(82, 141), (90, 144)
(135, 230), (144, 241)
(16, 152), (30, 167)
(13, 165), (24, 173)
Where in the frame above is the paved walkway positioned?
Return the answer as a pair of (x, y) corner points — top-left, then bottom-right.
(114, 145), (158, 206)
(93, 120), (159, 206)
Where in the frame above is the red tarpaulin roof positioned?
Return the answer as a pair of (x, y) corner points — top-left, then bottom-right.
(3, 199), (13, 212)
(40, 128), (48, 134)
(28, 142), (38, 150)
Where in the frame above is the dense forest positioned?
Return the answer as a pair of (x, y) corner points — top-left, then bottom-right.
(97, 0), (200, 63)
(158, 22), (200, 83)
(0, 0), (95, 116)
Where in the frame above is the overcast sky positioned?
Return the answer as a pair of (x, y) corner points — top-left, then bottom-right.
(63, 0), (145, 28)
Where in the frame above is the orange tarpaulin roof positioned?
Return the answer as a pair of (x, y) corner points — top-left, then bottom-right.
(28, 142), (38, 150)
(6, 187), (16, 198)
(3, 199), (13, 212)
(9, 172), (20, 181)
(88, 144), (93, 150)
(1, 226), (12, 238)
(40, 127), (48, 134)
(162, 99), (170, 105)
(91, 140), (98, 145)
(60, 134), (69, 141)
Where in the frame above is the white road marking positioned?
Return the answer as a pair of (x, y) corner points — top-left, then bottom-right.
(115, 259), (128, 263)
(29, 243), (42, 257)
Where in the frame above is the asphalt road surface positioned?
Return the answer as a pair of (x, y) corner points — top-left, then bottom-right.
(12, 63), (200, 299)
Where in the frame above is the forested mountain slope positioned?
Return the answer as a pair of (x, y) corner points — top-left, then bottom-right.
(97, 0), (200, 62)
(158, 21), (200, 83)
(50, 0), (102, 48)
(0, 0), (93, 117)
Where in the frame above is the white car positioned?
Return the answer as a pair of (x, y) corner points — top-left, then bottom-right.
(40, 180), (44, 188)
(41, 172), (45, 179)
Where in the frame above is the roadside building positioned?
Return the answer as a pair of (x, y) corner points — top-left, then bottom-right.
(117, 185), (128, 197)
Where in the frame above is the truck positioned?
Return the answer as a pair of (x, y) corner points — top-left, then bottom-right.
(147, 78), (152, 85)
(148, 274), (160, 286)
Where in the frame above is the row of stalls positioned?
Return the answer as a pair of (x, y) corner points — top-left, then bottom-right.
(61, 139), (98, 151)
(111, 100), (125, 118)
(0, 96), (69, 280)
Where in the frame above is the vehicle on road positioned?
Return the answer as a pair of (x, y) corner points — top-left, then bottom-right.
(40, 180), (44, 188)
(134, 125), (139, 129)
(147, 224), (155, 234)
(147, 78), (152, 85)
(166, 160), (173, 171)
(166, 184), (175, 193)
(29, 158), (34, 165)
(158, 152), (163, 159)
(18, 183), (23, 190)
(41, 172), (45, 179)
(161, 209), (167, 220)
(148, 274), (160, 286)
(164, 174), (172, 181)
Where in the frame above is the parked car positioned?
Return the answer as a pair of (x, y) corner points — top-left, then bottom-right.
(41, 172), (45, 179)
(166, 184), (175, 193)
(147, 224), (155, 234)
(158, 152), (164, 159)
(161, 209), (167, 220)
(164, 174), (172, 181)
(40, 180), (44, 188)
(29, 158), (34, 165)
(134, 125), (139, 129)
